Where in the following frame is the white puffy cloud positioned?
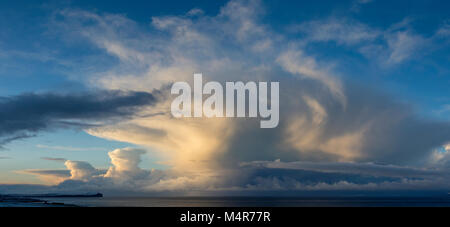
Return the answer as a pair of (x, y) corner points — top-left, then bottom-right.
(104, 148), (146, 181)
(65, 160), (100, 181)
(429, 144), (450, 167)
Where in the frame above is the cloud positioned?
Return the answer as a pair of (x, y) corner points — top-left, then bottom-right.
(437, 27), (450, 38)
(186, 8), (204, 17)
(0, 90), (157, 145)
(13, 153), (450, 195)
(14, 147), (171, 194)
(240, 160), (444, 179)
(104, 148), (146, 181)
(65, 160), (104, 181)
(384, 30), (425, 64)
(429, 144), (450, 167)
(17, 169), (70, 184)
(36, 144), (107, 152)
(293, 17), (430, 66)
(292, 18), (380, 45)
(41, 157), (67, 162)
(49, 0), (450, 175)
(276, 50), (346, 106)
(3, 0), (450, 195)
(351, 0), (374, 12)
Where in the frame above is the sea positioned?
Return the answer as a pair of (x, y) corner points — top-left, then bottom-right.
(39, 196), (450, 207)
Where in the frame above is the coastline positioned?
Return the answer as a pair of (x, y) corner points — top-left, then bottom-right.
(0, 196), (78, 207)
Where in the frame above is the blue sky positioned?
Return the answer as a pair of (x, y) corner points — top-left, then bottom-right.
(0, 0), (449, 196)
(1, 0), (449, 113)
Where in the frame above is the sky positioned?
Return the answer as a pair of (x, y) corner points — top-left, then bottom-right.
(0, 0), (450, 196)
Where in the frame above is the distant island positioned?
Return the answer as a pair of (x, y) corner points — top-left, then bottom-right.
(15, 193), (103, 198)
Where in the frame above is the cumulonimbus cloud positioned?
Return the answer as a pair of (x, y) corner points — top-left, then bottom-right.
(7, 0), (450, 195)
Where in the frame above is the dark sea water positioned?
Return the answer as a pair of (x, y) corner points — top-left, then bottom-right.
(40, 197), (450, 207)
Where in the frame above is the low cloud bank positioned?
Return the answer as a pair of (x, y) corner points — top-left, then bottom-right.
(12, 148), (450, 196)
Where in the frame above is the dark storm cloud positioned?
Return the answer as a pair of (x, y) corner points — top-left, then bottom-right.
(221, 160), (450, 195)
(214, 77), (450, 168)
(325, 83), (450, 165)
(240, 160), (448, 179)
(0, 90), (157, 145)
